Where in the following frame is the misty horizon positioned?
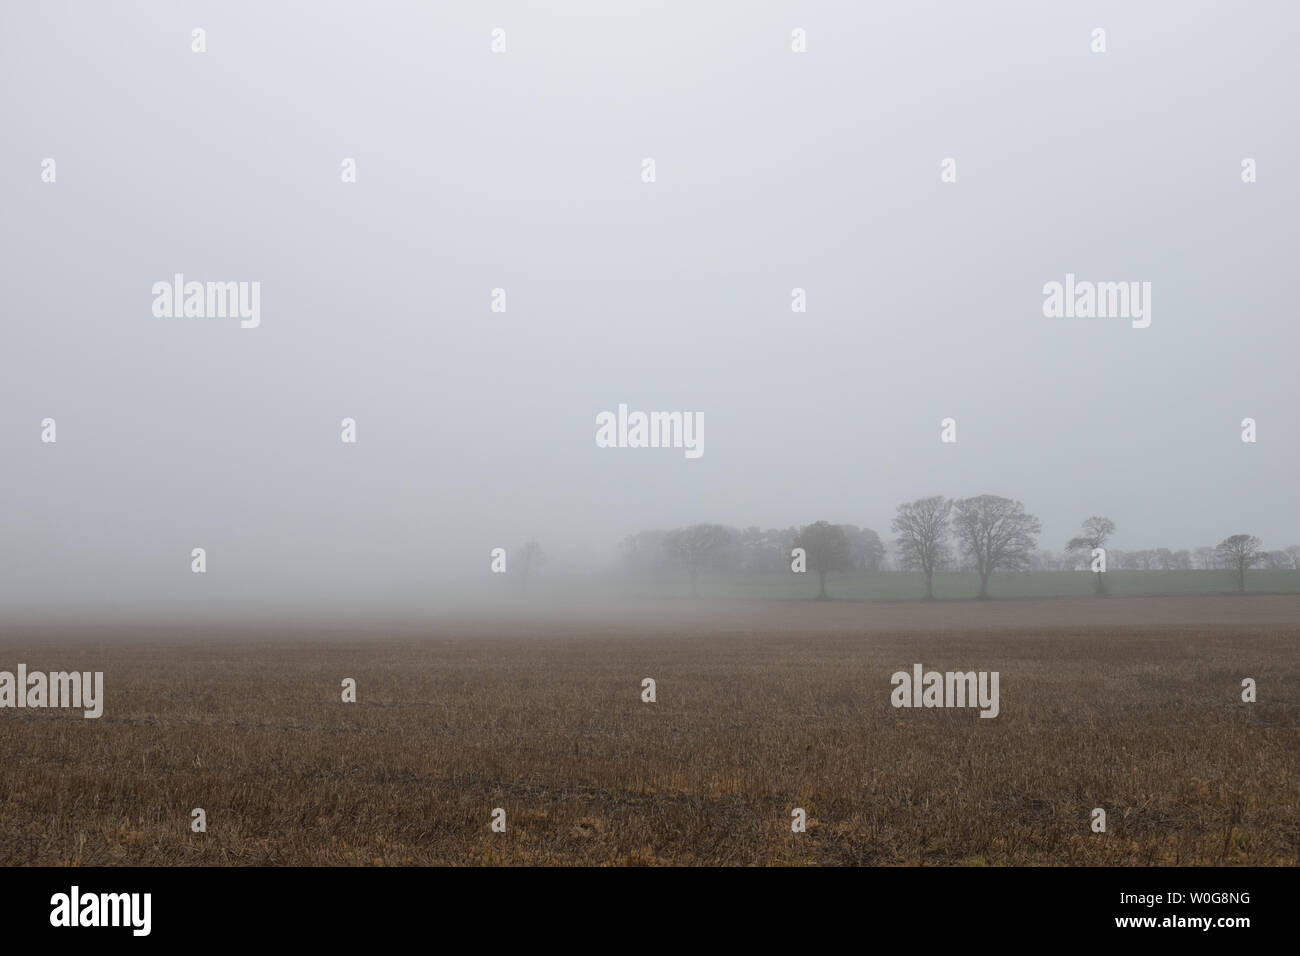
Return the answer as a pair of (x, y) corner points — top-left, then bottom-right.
(2, 2), (1296, 618)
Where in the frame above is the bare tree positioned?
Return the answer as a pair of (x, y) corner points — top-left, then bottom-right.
(891, 495), (953, 600)
(664, 524), (734, 597)
(842, 525), (886, 572)
(953, 495), (1042, 599)
(1286, 545), (1300, 571)
(1065, 515), (1115, 597)
(1215, 534), (1263, 593)
(793, 521), (854, 600)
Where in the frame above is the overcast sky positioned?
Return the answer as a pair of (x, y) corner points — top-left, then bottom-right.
(1, 1), (1296, 617)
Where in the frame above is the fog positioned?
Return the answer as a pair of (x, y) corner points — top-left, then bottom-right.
(1, 1), (1296, 620)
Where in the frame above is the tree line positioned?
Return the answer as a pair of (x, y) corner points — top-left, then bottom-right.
(617, 496), (1293, 600)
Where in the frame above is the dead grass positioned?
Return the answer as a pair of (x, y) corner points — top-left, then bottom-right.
(1, 597), (1297, 865)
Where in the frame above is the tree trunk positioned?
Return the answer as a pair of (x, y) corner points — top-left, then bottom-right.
(1092, 571), (1106, 597)
(924, 572), (934, 601)
(690, 568), (698, 598)
(817, 570), (827, 600)
(1237, 565), (1245, 593)
(978, 571), (990, 600)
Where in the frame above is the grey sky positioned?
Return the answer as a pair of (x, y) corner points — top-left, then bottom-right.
(1, 1), (1296, 617)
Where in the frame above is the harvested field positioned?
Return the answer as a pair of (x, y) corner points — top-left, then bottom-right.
(1, 595), (1297, 865)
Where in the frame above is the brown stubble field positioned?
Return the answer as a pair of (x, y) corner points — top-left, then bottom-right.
(1, 595), (1297, 866)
